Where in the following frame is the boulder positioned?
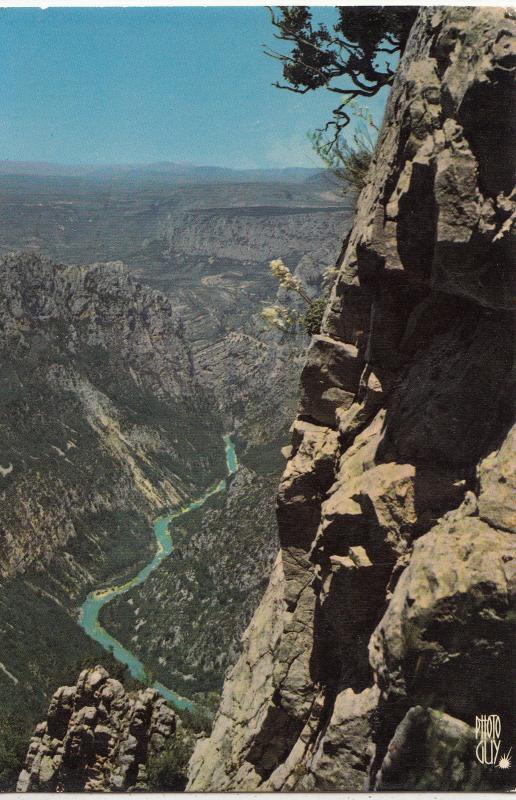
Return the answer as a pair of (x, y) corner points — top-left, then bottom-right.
(369, 518), (516, 721)
(374, 706), (490, 791)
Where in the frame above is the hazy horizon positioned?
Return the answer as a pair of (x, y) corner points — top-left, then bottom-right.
(0, 158), (323, 170)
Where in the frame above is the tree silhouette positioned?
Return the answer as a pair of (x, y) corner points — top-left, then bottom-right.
(265, 6), (418, 142)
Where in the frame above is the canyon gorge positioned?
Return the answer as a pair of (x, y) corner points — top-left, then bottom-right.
(3, 4), (515, 793)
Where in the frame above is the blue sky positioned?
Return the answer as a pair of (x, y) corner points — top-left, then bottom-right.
(0, 7), (390, 169)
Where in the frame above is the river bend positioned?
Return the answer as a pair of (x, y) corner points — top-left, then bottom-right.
(79, 434), (238, 710)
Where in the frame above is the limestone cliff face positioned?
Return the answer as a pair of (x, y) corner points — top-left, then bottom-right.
(0, 252), (224, 720)
(188, 8), (515, 792)
(0, 253), (222, 581)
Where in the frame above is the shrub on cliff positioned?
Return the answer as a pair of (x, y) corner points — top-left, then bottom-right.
(310, 102), (377, 194)
(148, 735), (194, 791)
(299, 295), (328, 335)
(0, 713), (30, 791)
(265, 8), (417, 193)
(261, 260), (338, 336)
(176, 703), (214, 734)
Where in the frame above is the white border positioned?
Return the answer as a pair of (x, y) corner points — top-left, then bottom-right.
(0, 2), (512, 799)
(0, 794), (508, 799)
(1, 0), (514, 7)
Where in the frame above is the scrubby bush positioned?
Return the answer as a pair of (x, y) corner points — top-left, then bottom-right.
(148, 736), (194, 791)
(261, 260), (338, 337)
(299, 296), (327, 336)
(176, 703), (213, 735)
(0, 713), (31, 791)
(310, 101), (378, 195)
(266, 6), (417, 141)
(310, 124), (374, 194)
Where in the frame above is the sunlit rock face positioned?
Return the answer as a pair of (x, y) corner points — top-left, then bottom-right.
(188, 7), (516, 791)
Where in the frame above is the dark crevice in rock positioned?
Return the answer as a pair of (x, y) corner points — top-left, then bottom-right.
(245, 696), (304, 782)
(396, 161), (437, 281)
(369, 694), (412, 787)
(295, 413), (337, 430)
(377, 303), (513, 469)
(366, 280), (429, 370)
(429, 19), (453, 77)
(458, 65), (516, 197)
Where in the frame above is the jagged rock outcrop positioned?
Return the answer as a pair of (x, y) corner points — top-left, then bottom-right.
(17, 666), (177, 792)
(188, 7), (515, 791)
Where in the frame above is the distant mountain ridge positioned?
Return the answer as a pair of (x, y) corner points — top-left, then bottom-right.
(0, 160), (326, 184)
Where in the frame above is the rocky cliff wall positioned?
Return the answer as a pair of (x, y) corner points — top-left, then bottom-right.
(188, 7), (515, 791)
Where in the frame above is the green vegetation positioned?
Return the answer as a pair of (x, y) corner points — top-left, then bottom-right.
(266, 7), (416, 141)
(299, 295), (328, 336)
(148, 735), (194, 792)
(261, 259), (338, 337)
(75, 342), (226, 493)
(241, 431), (289, 476)
(75, 512), (153, 585)
(177, 698), (217, 735)
(0, 712), (31, 791)
(309, 103), (377, 195)
(0, 576), (141, 715)
(61, 654), (140, 692)
(101, 464), (278, 699)
(266, 8), (416, 194)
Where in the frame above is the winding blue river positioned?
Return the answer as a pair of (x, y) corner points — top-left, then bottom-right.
(79, 434), (238, 710)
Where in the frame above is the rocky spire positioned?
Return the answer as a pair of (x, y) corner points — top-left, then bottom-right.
(17, 666), (177, 792)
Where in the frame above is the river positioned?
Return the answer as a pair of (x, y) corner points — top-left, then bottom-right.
(79, 433), (238, 710)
